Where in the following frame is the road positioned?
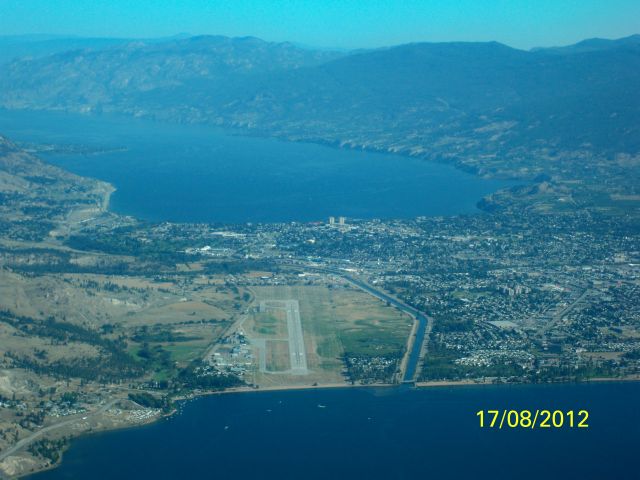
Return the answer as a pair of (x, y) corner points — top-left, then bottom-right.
(203, 287), (256, 363)
(326, 272), (431, 382)
(0, 399), (119, 463)
(541, 287), (592, 335)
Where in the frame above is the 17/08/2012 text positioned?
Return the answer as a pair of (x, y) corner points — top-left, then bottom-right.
(477, 410), (589, 429)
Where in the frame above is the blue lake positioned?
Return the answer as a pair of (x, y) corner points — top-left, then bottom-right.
(0, 109), (514, 223)
(30, 383), (640, 480)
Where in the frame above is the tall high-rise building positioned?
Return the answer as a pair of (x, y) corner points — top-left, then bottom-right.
(329, 216), (335, 225)
(338, 216), (346, 225)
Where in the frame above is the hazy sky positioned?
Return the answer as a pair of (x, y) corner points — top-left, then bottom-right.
(1, 0), (638, 50)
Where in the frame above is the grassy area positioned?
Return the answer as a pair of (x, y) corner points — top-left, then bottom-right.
(163, 342), (208, 363)
(340, 323), (408, 357)
(266, 340), (290, 371)
(249, 311), (287, 337)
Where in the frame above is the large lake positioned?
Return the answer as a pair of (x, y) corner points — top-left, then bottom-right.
(31, 383), (640, 480)
(0, 109), (514, 223)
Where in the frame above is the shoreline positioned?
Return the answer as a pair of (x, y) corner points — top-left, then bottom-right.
(100, 183), (115, 213)
(21, 106), (530, 184)
(416, 375), (640, 389)
(177, 374), (640, 401)
(10, 376), (640, 478)
(5, 107), (521, 225)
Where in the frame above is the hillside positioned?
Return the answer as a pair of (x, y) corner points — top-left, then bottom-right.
(0, 136), (117, 241)
(0, 34), (638, 187)
(0, 35), (342, 115)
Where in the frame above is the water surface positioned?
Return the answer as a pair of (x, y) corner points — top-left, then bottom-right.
(0, 109), (514, 223)
(31, 382), (640, 480)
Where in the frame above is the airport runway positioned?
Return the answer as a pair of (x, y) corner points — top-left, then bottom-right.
(284, 300), (308, 374)
(258, 299), (308, 374)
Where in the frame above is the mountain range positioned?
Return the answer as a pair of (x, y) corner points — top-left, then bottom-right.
(0, 34), (638, 184)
